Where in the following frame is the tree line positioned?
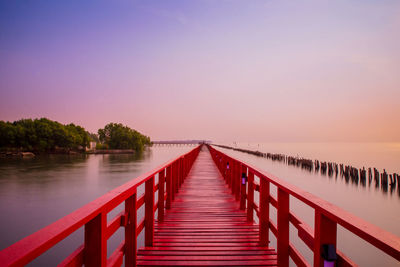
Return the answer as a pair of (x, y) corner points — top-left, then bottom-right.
(98, 123), (151, 151)
(0, 118), (150, 153)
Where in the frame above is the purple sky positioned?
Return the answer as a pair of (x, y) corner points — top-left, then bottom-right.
(1, 0), (399, 142)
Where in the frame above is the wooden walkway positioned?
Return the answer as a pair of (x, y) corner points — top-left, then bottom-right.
(137, 147), (278, 266)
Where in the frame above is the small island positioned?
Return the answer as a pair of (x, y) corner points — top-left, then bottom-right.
(0, 118), (151, 157)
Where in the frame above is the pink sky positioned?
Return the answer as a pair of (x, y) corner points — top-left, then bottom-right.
(1, 0), (399, 142)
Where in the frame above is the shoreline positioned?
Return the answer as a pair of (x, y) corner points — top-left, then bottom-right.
(0, 149), (142, 158)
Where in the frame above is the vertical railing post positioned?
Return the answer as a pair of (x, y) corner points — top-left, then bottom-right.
(145, 176), (155, 246)
(171, 163), (176, 200)
(125, 192), (137, 267)
(158, 170), (165, 222)
(240, 165), (247, 210)
(235, 161), (240, 201)
(314, 211), (337, 267)
(181, 157), (184, 184)
(220, 157), (224, 175)
(247, 171), (255, 222)
(84, 212), (107, 267)
(259, 177), (270, 246)
(226, 158), (229, 185)
(277, 188), (289, 267)
(230, 160), (234, 193)
(178, 158), (182, 188)
(166, 165), (172, 209)
(186, 155), (188, 176)
(174, 161), (179, 194)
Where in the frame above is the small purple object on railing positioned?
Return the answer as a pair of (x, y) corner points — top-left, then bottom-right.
(322, 244), (337, 267)
(242, 172), (247, 185)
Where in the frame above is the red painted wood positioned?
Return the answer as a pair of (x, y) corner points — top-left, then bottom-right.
(138, 147), (277, 266)
(107, 241), (124, 267)
(277, 188), (289, 267)
(3, 144), (399, 266)
(337, 250), (358, 267)
(247, 171), (254, 222)
(289, 242), (310, 267)
(259, 177), (270, 246)
(314, 210), (337, 267)
(158, 170), (165, 222)
(106, 211), (125, 239)
(84, 212), (107, 267)
(137, 260), (277, 266)
(125, 193), (137, 267)
(240, 165), (247, 210)
(145, 176), (155, 247)
(235, 161), (240, 201)
(171, 162), (176, 200)
(137, 218), (145, 237)
(209, 145), (400, 264)
(58, 245), (84, 267)
(175, 161), (179, 194)
(0, 146), (200, 266)
(166, 166), (172, 209)
(137, 193), (145, 208)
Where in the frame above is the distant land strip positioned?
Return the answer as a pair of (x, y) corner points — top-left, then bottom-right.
(152, 140), (211, 145)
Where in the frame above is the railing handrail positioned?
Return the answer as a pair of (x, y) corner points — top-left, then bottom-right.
(248, 161), (400, 259)
(209, 145), (400, 265)
(0, 145), (201, 266)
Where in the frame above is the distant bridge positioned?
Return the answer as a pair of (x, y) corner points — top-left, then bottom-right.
(152, 140), (211, 146)
(0, 145), (399, 266)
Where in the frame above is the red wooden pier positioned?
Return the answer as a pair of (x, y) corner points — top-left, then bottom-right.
(0, 145), (399, 266)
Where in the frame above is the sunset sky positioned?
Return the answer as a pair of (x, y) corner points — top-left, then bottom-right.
(1, 0), (399, 142)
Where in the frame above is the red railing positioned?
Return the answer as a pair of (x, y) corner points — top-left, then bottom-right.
(0, 145), (201, 267)
(209, 145), (400, 267)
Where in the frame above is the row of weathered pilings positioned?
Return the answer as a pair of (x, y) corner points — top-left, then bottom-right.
(213, 144), (400, 195)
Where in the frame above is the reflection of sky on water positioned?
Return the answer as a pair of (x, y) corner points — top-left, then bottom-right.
(217, 144), (400, 267)
(0, 146), (192, 266)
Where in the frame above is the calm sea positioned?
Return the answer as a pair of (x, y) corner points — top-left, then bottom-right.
(0, 143), (399, 266)
(218, 142), (400, 267)
(0, 146), (193, 266)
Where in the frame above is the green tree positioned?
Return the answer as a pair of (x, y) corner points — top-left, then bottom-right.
(98, 123), (150, 151)
(0, 118), (91, 152)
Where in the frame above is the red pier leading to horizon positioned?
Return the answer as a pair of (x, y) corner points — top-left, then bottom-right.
(0, 145), (399, 267)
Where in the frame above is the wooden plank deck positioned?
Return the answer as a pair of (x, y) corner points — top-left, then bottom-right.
(137, 147), (277, 266)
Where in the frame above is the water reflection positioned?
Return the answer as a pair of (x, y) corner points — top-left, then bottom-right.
(216, 144), (400, 198)
(217, 144), (400, 267)
(0, 154), (88, 174)
(0, 146), (192, 266)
